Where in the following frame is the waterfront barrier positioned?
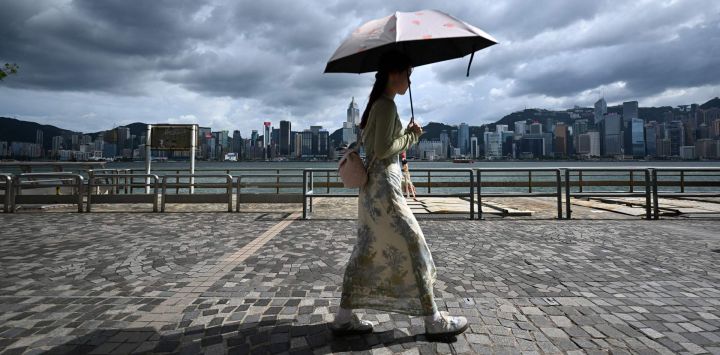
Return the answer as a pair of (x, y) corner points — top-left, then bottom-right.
(475, 168), (563, 219)
(2, 165), (720, 219)
(651, 167), (720, 219)
(564, 168), (653, 219)
(302, 168), (475, 220)
(236, 173), (304, 211)
(11, 173), (84, 212)
(160, 174), (233, 212)
(1, 174), (11, 213)
(87, 173), (160, 212)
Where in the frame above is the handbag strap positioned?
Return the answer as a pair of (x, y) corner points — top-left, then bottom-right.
(358, 128), (377, 169)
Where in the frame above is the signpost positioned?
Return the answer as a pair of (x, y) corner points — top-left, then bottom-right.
(146, 124), (198, 193)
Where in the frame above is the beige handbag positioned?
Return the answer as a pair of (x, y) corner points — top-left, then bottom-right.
(338, 132), (377, 188)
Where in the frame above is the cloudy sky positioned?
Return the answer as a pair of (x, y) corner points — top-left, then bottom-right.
(1, 0), (719, 136)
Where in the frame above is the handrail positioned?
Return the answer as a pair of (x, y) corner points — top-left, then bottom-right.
(302, 168), (475, 220)
(564, 168), (652, 219)
(650, 167), (720, 219)
(475, 168), (563, 219)
(12, 173), (84, 212)
(1, 174), (11, 213)
(161, 174), (233, 212)
(87, 173), (160, 212)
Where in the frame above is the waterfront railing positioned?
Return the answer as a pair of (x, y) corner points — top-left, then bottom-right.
(160, 174), (233, 212)
(564, 168), (653, 219)
(651, 168), (720, 219)
(302, 168), (475, 220)
(11, 173), (84, 212)
(474, 168), (563, 219)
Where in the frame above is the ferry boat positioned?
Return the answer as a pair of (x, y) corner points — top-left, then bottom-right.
(453, 158), (474, 163)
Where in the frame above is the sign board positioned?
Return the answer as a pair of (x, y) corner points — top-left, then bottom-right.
(150, 125), (196, 151)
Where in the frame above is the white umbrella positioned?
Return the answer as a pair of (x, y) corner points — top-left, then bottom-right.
(324, 9), (498, 119)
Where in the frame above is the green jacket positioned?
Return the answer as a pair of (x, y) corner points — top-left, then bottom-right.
(362, 95), (420, 160)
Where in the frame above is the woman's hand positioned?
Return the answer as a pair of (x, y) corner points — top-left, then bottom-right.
(407, 121), (423, 136)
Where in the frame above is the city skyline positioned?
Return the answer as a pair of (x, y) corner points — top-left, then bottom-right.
(2, 95), (719, 161)
(1, 1), (719, 135)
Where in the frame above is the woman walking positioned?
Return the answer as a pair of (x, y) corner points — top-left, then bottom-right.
(331, 51), (468, 340)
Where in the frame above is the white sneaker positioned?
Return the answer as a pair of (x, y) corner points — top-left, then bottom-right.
(330, 313), (373, 336)
(425, 314), (469, 341)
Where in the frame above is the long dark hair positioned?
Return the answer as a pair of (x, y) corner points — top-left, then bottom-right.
(359, 51), (412, 129)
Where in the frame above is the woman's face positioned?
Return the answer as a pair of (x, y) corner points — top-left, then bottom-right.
(388, 67), (412, 95)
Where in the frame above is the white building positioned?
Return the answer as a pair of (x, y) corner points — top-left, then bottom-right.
(680, 145), (696, 160)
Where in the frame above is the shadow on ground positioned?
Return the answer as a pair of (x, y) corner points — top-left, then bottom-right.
(39, 318), (451, 354)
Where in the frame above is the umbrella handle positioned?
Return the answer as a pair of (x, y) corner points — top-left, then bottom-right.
(408, 70), (414, 124)
(467, 51), (475, 77)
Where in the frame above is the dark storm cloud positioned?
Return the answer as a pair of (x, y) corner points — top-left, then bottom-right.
(1, 0), (719, 125)
(433, 0), (720, 101)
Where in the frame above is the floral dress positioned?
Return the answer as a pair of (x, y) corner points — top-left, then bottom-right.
(339, 95), (437, 316)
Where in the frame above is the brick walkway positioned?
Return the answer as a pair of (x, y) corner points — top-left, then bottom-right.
(1, 210), (719, 354)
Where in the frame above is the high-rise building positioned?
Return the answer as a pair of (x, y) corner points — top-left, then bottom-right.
(251, 130), (259, 147)
(519, 136), (545, 158)
(279, 120), (291, 156)
(439, 130), (450, 158)
(577, 131), (600, 157)
(594, 98), (607, 124)
(665, 120), (684, 156)
(483, 130), (502, 158)
(695, 139), (718, 159)
(529, 121), (543, 134)
(514, 121), (527, 135)
(554, 123), (569, 157)
(645, 122), (658, 157)
(318, 130), (329, 157)
(301, 130), (313, 157)
(679, 146), (695, 160)
(263, 122), (271, 149)
(470, 135), (479, 158)
(603, 113), (622, 156)
(631, 118), (645, 157)
(623, 101), (639, 120)
(458, 123), (470, 155)
(347, 97), (360, 125)
(294, 132), (303, 158)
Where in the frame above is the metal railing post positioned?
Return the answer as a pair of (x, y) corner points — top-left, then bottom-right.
(326, 171), (330, 194)
(176, 170), (180, 194)
(227, 175), (233, 212)
(86, 176), (94, 212)
(236, 176), (242, 212)
(75, 175), (84, 212)
(302, 170), (308, 219)
(629, 171), (634, 193)
(528, 171), (532, 193)
(477, 169), (482, 219)
(652, 169), (659, 219)
(644, 169), (651, 219)
(680, 170), (685, 193)
(469, 170), (474, 220)
(309, 171), (314, 213)
(276, 169), (280, 194)
(556, 169), (562, 219)
(427, 171), (431, 194)
(152, 175), (159, 212)
(564, 169), (571, 219)
(578, 171), (583, 193)
(161, 176), (168, 212)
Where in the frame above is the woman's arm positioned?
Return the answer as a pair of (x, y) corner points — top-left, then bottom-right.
(372, 100), (419, 160)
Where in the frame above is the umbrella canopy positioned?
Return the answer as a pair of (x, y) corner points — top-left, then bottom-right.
(324, 9), (497, 74)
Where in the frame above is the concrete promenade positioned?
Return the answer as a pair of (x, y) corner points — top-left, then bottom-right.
(1, 202), (719, 354)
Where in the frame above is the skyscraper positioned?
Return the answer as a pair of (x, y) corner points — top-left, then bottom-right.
(279, 120), (291, 156)
(631, 118), (646, 157)
(514, 121), (527, 135)
(554, 123), (569, 157)
(347, 97), (360, 125)
(603, 113), (622, 156)
(594, 98), (607, 124)
(623, 101), (639, 120)
(458, 123), (470, 155)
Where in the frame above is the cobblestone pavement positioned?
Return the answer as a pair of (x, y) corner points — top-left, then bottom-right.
(1, 211), (719, 354)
